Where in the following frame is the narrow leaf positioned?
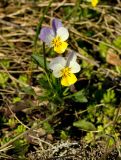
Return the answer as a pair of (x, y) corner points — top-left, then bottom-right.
(73, 119), (96, 131)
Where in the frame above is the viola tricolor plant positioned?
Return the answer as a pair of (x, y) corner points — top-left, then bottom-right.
(39, 18), (69, 54)
(39, 18), (80, 87)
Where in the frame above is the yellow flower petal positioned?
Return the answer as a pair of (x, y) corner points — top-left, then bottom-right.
(61, 73), (77, 86)
(54, 41), (68, 54)
(92, 0), (98, 7)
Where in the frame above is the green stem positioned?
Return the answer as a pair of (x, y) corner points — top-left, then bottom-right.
(43, 42), (47, 72)
(44, 71), (53, 90)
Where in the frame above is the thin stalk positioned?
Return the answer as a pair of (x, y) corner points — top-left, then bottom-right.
(43, 42), (47, 72)
(44, 70), (53, 90)
(113, 103), (121, 127)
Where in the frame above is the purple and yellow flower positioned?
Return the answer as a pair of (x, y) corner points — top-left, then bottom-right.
(49, 51), (81, 86)
(39, 18), (69, 54)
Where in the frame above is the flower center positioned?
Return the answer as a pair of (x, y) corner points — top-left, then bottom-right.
(61, 67), (71, 77)
(52, 36), (62, 48)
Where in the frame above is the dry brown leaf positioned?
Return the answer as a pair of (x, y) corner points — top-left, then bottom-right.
(106, 49), (121, 66)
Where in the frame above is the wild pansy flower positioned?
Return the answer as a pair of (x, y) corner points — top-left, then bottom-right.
(91, 0), (98, 7)
(49, 51), (80, 86)
(39, 18), (69, 54)
(86, 0), (99, 7)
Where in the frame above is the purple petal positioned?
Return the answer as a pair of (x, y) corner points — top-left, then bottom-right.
(52, 18), (63, 33)
(39, 27), (55, 45)
(66, 51), (76, 67)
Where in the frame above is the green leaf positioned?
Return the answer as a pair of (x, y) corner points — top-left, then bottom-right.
(60, 130), (68, 140)
(73, 119), (96, 131)
(22, 86), (36, 96)
(113, 36), (121, 49)
(16, 125), (26, 134)
(43, 121), (54, 134)
(84, 132), (94, 143)
(0, 72), (9, 87)
(38, 95), (48, 101)
(13, 97), (21, 103)
(72, 90), (88, 103)
(101, 89), (116, 104)
(98, 42), (108, 58)
(0, 59), (10, 68)
(38, 74), (50, 89)
(8, 118), (16, 128)
(18, 74), (28, 86)
(32, 54), (48, 69)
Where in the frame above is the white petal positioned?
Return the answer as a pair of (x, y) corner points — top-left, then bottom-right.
(46, 35), (54, 46)
(53, 68), (63, 78)
(56, 27), (69, 41)
(69, 61), (81, 73)
(49, 56), (66, 71)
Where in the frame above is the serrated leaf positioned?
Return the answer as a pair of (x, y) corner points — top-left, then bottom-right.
(73, 119), (96, 131)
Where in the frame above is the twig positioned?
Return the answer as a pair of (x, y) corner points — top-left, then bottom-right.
(7, 104), (30, 129)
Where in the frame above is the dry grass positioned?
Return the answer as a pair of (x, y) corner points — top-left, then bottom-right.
(27, 139), (119, 159)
